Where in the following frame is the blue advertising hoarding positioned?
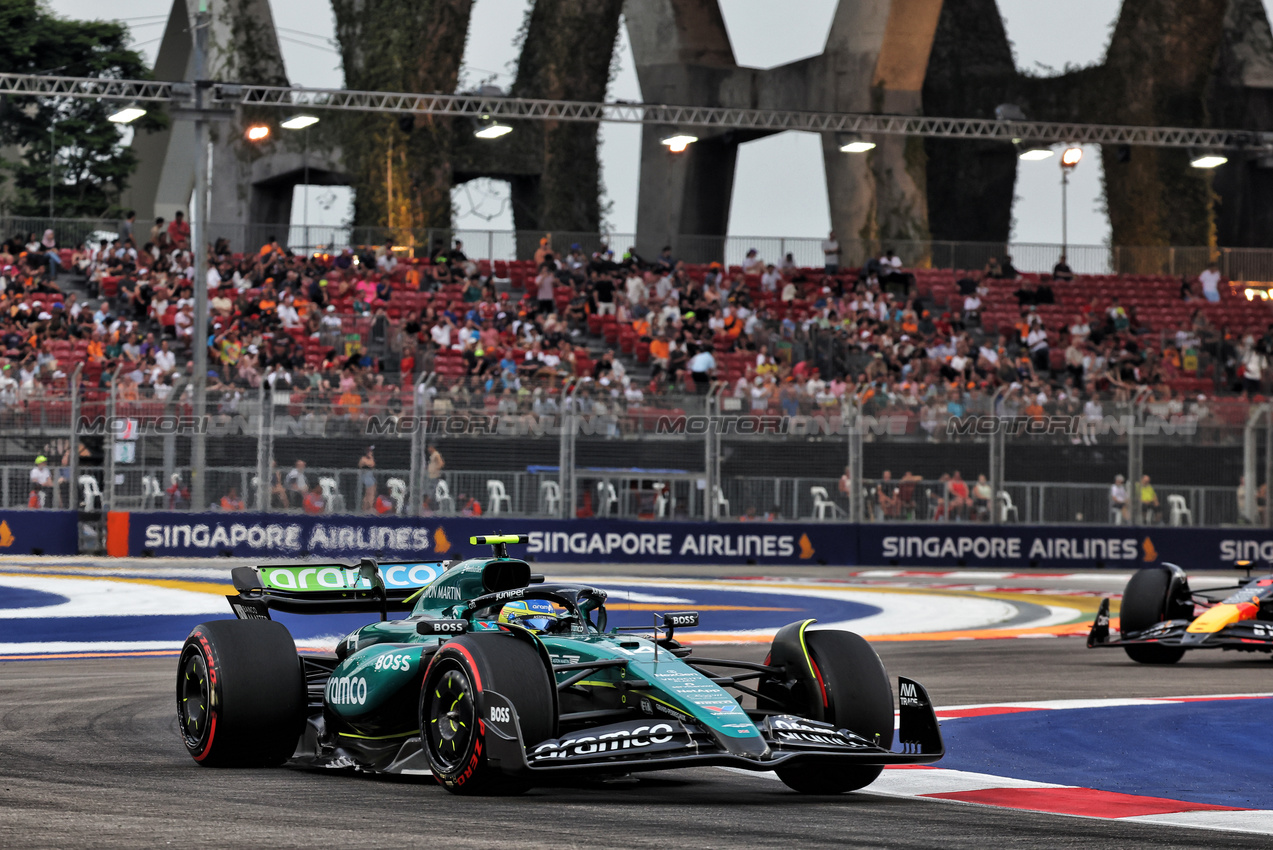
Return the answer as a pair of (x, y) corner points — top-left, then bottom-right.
(0, 510), (78, 556)
(108, 511), (1273, 571)
(114, 511), (855, 566)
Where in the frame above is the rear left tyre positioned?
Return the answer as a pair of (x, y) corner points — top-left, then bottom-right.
(177, 620), (307, 767)
(420, 634), (555, 795)
(772, 629), (893, 794)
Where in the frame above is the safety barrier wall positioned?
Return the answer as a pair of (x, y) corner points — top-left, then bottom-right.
(103, 512), (1273, 570)
(0, 510), (80, 556)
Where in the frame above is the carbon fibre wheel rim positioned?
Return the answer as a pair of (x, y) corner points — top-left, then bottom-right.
(427, 665), (475, 772)
(178, 648), (210, 749)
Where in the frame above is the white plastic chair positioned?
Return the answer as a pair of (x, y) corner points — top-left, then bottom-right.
(486, 479), (512, 515)
(79, 474), (102, 511)
(318, 476), (345, 514)
(433, 479), (455, 514)
(712, 485), (730, 518)
(387, 477), (407, 515)
(596, 481), (619, 516)
(811, 486), (845, 520)
(1168, 494), (1192, 527)
(540, 480), (561, 516)
(140, 474), (162, 510)
(998, 491), (1019, 523)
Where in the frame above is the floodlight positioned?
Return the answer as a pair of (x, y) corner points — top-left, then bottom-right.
(1061, 146), (1083, 168)
(1191, 154), (1228, 169)
(245, 124), (271, 142)
(107, 106), (147, 124)
(660, 134), (698, 153)
(840, 140), (877, 153)
(1018, 148), (1054, 161)
(281, 115), (319, 130)
(474, 121), (512, 139)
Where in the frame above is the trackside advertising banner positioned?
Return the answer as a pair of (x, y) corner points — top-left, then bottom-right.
(107, 512), (1273, 570)
(110, 511), (851, 565)
(0, 510), (78, 556)
(857, 524), (1273, 571)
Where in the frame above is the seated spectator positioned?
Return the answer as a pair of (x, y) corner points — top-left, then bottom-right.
(1052, 254), (1074, 281)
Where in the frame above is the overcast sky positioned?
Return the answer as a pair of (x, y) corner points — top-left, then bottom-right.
(47, 0), (1263, 250)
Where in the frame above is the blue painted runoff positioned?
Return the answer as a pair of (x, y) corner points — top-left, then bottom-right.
(939, 699), (1273, 809)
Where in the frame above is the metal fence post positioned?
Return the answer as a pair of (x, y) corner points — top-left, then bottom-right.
(559, 379), (579, 520)
(104, 365), (122, 514)
(408, 372), (435, 516)
(256, 381), (272, 513)
(68, 363), (82, 511)
(847, 398), (863, 523)
(1243, 405), (1261, 524)
(1264, 406), (1273, 529)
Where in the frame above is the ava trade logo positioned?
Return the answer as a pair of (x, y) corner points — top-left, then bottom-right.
(0, 521), (14, 547)
(1143, 536), (1158, 562)
(434, 526), (451, 554)
(798, 533), (814, 559)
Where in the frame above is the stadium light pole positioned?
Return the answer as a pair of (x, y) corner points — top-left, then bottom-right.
(190, 0), (211, 511)
(1060, 146), (1083, 254)
(281, 115), (319, 252)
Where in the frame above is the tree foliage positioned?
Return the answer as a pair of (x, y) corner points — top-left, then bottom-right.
(0, 0), (164, 218)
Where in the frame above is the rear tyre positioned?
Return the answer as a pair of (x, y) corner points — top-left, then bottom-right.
(1119, 567), (1187, 665)
(774, 629), (893, 794)
(177, 620), (306, 767)
(420, 634), (555, 795)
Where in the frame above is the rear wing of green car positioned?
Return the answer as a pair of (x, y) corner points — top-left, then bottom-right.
(227, 558), (449, 620)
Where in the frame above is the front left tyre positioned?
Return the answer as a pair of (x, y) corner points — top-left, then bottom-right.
(177, 620), (307, 767)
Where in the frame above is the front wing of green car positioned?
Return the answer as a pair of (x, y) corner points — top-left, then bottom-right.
(478, 675), (943, 776)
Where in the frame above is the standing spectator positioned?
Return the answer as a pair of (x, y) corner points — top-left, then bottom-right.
(358, 446), (377, 513)
(687, 347), (716, 393)
(29, 454), (52, 508)
(822, 230), (840, 275)
(119, 210), (137, 249)
(1110, 474), (1129, 524)
(427, 446), (445, 499)
(284, 460), (309, 508)
(838, 465), (852, 505)
(1139, 474), (1160, 523)
(1199, 262), (1222, 303)
(149, 216), (166, 247)
(594, 273), (616, 316)
(973, 474), (993, 520)
(876, 470), (899, 521)
(167, 211), (191, 250)
(947, 470), (972, 520)
(1241, 337), (1267, 395)
(535, 264), (555, 315)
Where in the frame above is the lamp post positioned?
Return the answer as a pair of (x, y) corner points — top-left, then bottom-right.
(1060, 146), (1083, 254)
(48, 122), (55, 219)
(281, 115), (319, 253)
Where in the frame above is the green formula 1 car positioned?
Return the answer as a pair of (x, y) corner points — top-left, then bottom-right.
(177, 535), (943, 794)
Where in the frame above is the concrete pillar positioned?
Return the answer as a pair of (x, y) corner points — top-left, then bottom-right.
(626, 0), (942, 260)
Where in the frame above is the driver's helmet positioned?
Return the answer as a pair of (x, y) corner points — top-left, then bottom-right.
(498, 598), (562, 633)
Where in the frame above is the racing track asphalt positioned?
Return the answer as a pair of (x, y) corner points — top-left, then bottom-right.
(3, 640), (1271, 849)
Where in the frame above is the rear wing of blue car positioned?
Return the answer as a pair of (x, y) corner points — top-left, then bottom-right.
(227, 558), (449, 620)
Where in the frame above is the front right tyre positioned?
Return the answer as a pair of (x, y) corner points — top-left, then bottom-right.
(770, 629), (894, 794)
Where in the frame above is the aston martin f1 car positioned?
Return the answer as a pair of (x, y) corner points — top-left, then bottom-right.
(178, 535), (944, 794)
(1088, 562), (1273, 663)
